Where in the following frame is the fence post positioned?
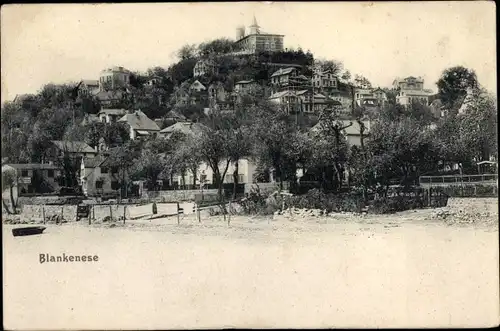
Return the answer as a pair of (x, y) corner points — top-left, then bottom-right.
(197, 203), (201, 223)
(61, 206), (64, 220)
(123, 205), (126, 224)
(89, 206), (92, 225)
(42, 206), (45, 224)
(228, 200), (231, 226)
(177, 202), (180, 225)
(109, 205), (113, 220)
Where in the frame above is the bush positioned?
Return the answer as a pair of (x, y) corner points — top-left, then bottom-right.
(368, 195), (426, 214)
(287, 189), (364, 213)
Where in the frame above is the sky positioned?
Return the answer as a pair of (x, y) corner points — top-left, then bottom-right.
(1, 2), (496, 103)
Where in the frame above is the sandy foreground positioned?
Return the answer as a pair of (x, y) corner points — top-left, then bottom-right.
(3, 204), (499, 329)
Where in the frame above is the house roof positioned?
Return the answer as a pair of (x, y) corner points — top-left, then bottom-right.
(5, 163), (61, 170)
(118, 110), (160, 131)
(164, 110), (187, 121)
(160, 121), (206, 135)
(269, 90), (295, 99)
(98, 108), (128, 116)
(271, 67), (297, 78)
(190, 80), (206, 90)
(51, 140), (97, 153)
(82, 155), (107, 169)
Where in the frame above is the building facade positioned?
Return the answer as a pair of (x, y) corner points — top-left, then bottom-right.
(99, 66), (131, 92)
(80, 156), (121, 197)
(193, 59), (217, 77)
(393, 76), (432, 106)
(234, 16), (284, 54)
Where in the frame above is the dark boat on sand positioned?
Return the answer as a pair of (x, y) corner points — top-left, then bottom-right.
(12, 226), (47, 237)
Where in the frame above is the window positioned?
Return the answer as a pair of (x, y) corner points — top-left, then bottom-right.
(238, 174), (244, 183)
(47, 169), (54, 178)
(111, 181), (120, 190)
(21, 170), (28, 177)
(96, 181), (103, 189)
(101, 167), (108, 174)
(111, 167), (118, 174)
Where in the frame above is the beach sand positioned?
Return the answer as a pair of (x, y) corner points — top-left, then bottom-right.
(3, 202), (499, 329)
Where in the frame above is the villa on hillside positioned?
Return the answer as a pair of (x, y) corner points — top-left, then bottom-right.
(393, 76), (433, 106)
(118, 110), (160, 140)
(234, 16), (284, 54)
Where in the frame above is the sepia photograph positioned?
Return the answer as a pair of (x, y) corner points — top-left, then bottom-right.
(1, 2), (498, 329)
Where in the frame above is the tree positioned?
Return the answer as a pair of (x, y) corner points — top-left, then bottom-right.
(2, 168), (19, 214)
(177, 44), (198, 60)
(1, 102), (32, 163)
(437, 66), (479, 111)
(107, 140), (143, 198)
(310, 110), (351, 192)
(354, 74), (372, 88)
(198, 38), (239, 57)
(251, 103), (298, 190)
(316, 59), (344, 76)
(195, 114), (233, 203)
(367, 117), (439, 190)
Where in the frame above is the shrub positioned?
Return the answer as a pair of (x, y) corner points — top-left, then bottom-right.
(287, 189), (364, 213)
(368, 195), (426, 214)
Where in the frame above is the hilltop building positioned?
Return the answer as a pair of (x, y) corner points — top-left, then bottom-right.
(393, 76), (433, 106)
(99, 66), (131, 92)
(234, 16), (285, 54)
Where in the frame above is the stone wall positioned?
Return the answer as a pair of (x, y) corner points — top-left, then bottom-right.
(19, 204), (129, 222)
(447, 197), (498, 215)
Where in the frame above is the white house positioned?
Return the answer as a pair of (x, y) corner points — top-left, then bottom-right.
(173, 159), (260, 188)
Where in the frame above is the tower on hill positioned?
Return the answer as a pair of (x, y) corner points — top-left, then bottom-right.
(234, 15), (284, 53)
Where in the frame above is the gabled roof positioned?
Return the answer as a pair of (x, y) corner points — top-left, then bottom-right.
(98, 108), (128, 116)
(268, 90), (295, 99)
(160, 121), (206, 135)
(164, 110), (187, 121)
(118, 110), (160, 131)
(190, 80), (206, 90)
(82, 155), (107, 169)
(271, 67), (297, 78)
(51, 141), (97, 153)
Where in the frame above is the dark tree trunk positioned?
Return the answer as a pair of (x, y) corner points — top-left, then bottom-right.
(232, 161), (239, 200)
(9, 185), (17, 214)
